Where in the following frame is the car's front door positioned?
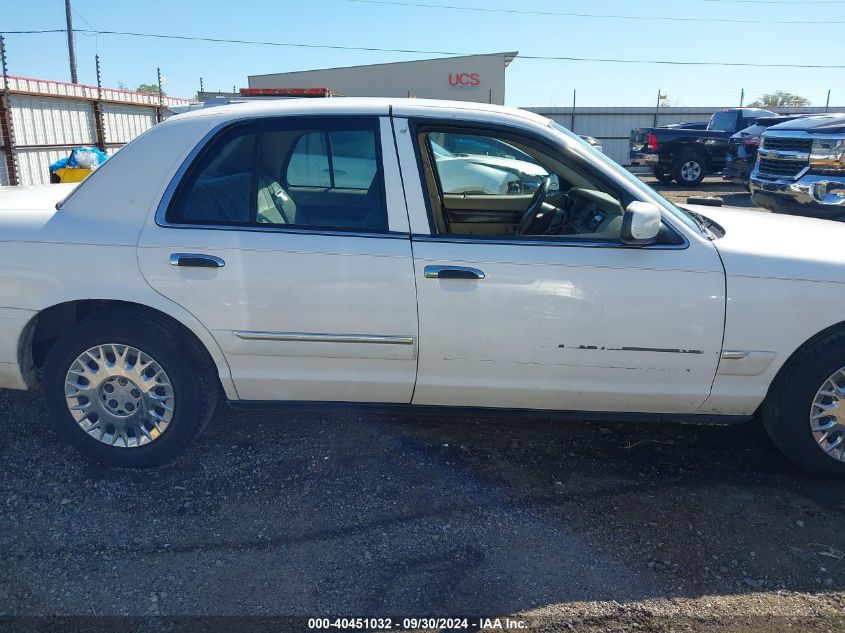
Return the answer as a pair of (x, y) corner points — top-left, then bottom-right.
(137, 115), (418, 402)
(394, 116), (726, 414)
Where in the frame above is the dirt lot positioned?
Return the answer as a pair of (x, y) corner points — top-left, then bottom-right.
(2, 383), (844, 632)
(637, 174), (754, 208)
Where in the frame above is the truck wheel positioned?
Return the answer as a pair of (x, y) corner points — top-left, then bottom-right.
(651, 166), (674, 183)
(672, 151), (706, 186)
(760, 330), (845, 477)
(43, 313), (217, 467)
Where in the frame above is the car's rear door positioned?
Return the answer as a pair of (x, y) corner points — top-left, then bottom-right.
(137, 114), (418, 402)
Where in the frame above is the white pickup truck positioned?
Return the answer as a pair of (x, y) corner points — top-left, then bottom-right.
(1, 98), (844, 475)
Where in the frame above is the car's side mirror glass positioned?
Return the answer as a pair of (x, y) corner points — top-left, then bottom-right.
(621, 201), (662, 246)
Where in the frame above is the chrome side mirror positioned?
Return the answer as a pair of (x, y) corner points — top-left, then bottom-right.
(621, 201), (661, 246)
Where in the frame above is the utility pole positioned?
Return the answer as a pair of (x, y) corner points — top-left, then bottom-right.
(826, 89), (831, 113)
(65, 0), (78, 83)
(653, 89), (661, 127)
(571, 89), (576, 132)
(93, 55), (106, 151)
(199, 77), (204, 95)
(739, 88), (744, 107)
(156, 66), (163, 122)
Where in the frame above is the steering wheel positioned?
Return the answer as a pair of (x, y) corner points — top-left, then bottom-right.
(515, 177), (552, 236)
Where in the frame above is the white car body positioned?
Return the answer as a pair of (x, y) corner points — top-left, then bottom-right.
(429, 141), (519, 194)
(1, 98), (845, 469)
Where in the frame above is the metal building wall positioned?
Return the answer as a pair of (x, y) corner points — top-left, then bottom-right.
(11, 94), (97, 186)
(1, 76), (193, 186)
(103, 104), (156, 145)
(527, 106), (844, 167)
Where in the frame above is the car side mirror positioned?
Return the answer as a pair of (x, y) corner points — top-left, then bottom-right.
(621, 201), (661, 246)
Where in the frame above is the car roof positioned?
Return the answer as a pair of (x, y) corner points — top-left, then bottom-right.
(169, 97), (552, 128)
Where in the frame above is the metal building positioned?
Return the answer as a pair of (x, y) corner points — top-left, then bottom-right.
(0, 75), (193, 186)
(248, 53), (516, 105)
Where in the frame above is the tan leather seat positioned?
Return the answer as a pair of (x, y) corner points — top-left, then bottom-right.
(257, 178), (297, 225)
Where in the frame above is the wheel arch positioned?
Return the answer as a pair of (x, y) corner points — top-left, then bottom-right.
(763, 319), (845, 408)
(677, 144), (710, 170)
(19, 298), (238, 399)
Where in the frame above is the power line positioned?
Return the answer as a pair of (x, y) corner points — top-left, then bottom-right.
(3, 28), (844, 69)
(348, 0), (845, 24)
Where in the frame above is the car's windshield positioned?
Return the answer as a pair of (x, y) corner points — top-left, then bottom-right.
(549, 121), (708, 237)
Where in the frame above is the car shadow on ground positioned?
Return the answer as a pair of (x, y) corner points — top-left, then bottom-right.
(1, 388), (843, 619)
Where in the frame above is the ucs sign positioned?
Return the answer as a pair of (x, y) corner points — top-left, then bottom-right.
(448, 72), (480, 87)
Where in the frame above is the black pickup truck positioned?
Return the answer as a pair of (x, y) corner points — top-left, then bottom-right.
(630, 108), (775, 185)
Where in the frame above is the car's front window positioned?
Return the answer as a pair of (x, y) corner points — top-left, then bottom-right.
(549, 122), (708, 238)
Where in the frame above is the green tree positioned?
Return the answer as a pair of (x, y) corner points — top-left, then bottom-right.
(748, 91), (810, 108)
(136, 83), (166, 96)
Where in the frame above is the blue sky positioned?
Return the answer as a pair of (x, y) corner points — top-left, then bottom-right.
(3, 0), (843, 107)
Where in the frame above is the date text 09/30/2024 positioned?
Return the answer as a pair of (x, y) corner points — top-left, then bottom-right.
(307, 617), (527, 630)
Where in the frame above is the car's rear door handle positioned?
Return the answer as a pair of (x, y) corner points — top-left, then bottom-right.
(169, 253), (225, 268)
(424, 265), (485, 280)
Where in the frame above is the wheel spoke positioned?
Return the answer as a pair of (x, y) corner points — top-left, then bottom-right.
(824, 436), (843, 453)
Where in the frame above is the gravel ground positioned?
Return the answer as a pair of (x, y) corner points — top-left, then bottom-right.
(637, 175), (754, 208)
(2, 384), (844, 632)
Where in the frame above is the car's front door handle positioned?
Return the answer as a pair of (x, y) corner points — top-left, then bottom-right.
(424, 265), (485, 280)
(169, 253), (225, 268)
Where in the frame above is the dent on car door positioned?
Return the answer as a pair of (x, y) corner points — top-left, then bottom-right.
(395, 117), (726, 414)
(136, 116), (419, 403)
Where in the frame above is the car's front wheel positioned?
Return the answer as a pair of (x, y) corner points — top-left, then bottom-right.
(761, 331), (845, 477)
(43, 313), (217, 467)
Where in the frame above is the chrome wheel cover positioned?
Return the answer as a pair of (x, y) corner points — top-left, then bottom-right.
(64, 344), (175, 448)
(810, 368), (845, 462)
(680, 161), (702, 182)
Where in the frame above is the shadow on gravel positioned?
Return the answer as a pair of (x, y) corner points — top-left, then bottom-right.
(1, 388), (843, 618)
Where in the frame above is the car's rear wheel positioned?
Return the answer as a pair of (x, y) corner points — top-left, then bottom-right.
(43, 313), (217, 467)
(761, 331), (845, 477)
(651, 166), (673, 183)
(672, 151), (706, 186)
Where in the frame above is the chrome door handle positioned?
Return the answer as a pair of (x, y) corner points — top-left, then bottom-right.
(424, 265), (485, 280)
(169, 253), (225, 268)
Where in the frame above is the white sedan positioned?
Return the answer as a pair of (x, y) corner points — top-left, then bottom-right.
(1, 98), (844, 476)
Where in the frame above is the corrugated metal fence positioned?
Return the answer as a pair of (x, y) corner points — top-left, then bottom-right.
(527, 106), (845, 168)
(0, 75), (193, 186)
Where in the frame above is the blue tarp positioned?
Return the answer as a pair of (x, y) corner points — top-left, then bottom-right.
(49, 147), (109, 173)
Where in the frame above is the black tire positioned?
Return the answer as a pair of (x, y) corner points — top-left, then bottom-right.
(651, 166), (673, 183)
(672, 151), (707, 186)
(761, 330), (845, 477)
(43, 312), (218, 467)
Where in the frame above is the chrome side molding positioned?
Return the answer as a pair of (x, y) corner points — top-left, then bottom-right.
(717, 350), (776, 376)
(233, 331), (415, 345)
